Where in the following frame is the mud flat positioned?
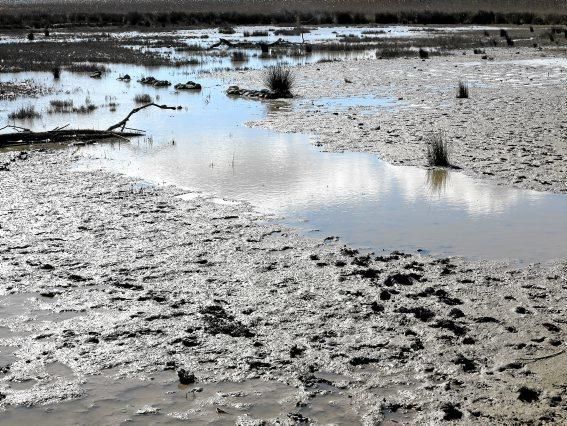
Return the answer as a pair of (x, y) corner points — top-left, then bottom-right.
(0, 149), (565, 423)
(227, 47), (567, 194)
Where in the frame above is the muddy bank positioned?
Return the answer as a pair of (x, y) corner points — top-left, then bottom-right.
(221, 47), (567, 194)
(0, 149), (566, 423)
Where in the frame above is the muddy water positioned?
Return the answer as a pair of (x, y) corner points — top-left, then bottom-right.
(2, 371), (388, 424)
(3, 64), (567, 262)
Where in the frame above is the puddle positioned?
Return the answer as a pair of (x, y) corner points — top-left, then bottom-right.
(1, 372), (363, 425)
(2, 61), (567, 262)
(302, 94), (399, 112)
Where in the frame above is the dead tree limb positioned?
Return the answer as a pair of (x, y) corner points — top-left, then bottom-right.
(520, 350), (565, 363)
(0, 129), (143, 147)
(209, 38), (236, 49)
(0, 124), (30, 132)
(107, 103), (178, 132)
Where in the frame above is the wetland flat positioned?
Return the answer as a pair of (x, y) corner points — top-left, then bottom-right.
(1, 18), (567, 424)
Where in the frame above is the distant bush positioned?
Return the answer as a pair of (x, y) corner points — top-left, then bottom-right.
(0, 9), (565, 30)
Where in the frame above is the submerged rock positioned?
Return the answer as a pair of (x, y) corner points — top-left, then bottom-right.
(226, 85), (292, 100)
(174, 81), (202, 90)
(139, 76), (171, 87)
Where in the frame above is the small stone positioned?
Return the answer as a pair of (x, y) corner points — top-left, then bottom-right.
(177, 369), (195, 385)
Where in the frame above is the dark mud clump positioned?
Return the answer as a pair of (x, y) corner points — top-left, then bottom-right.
(200, 305), (254, 338)
(518, 386), (540, 403)
(177, 369), (196, 385)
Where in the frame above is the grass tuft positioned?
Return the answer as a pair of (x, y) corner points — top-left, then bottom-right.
(457, 81), (469, 98)
(426, 132), (451, 167)
(52, 66), (61, 79)
(9, 105), (40, 119)
(134, 93), (153, 103)
(264, 64), (294, 94)
(48, 98), (97, 114)
(418, 47), (429, 59)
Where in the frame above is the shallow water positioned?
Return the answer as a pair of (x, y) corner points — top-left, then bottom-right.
(1, 369), (416, 424)
(3, 61), (567, 262)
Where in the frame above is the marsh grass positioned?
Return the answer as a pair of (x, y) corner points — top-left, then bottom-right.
(457, 81), (469, 98)
(67, 63), (108, 74)
(377, 46), (415, 58)
(49, 99), (73, 112)
(426, 133), (451, 167)
(134, 93), (153, 103)
(74, 103), (97, 114)
(418, 47), (429, 59)
(48, 98), (97, 114)
(218, 26), (236, 34)
(231, 50), (249, 62)
(264, 64), (294, 94)
(274, 27), (310, 36)
(243, 30), (268, 37)
(0, 41), (189, 72)
(9, 105), (40, 119)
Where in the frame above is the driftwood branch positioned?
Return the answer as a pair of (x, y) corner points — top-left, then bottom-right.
(0, 103), (178, 147)
(107, 103), (178, 132)
(209, 38), (236, 49)
(0, 129), (144, 147)
(0, 124), (30, 132)
(520, 350), (565, 363)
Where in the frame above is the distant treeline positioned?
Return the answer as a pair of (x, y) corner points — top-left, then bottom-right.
(1, 10), (566, 29)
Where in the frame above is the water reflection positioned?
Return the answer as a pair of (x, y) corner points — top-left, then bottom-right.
(3, 65), (567, 261)
(426, 168), (449, 195)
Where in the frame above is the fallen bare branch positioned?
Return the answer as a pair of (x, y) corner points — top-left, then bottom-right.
(107, 103), (178, 132)
(520, 350), (565, 363)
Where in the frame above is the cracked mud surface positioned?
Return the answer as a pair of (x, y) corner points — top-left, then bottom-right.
(0, 149), (566, 423)
(222, 48), (567, 194)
